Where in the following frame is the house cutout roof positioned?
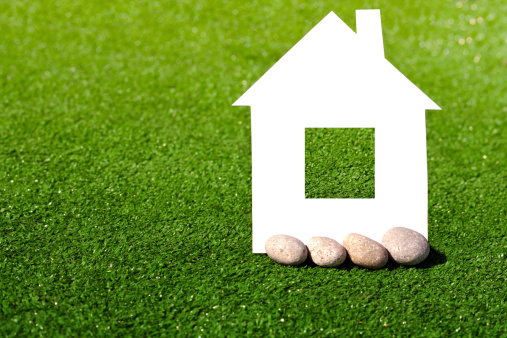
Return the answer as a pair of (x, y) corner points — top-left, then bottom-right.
(233, 10), (440, 111)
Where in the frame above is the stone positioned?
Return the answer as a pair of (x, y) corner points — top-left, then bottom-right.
(382, 227), (430, 265)
(306, 236), (347, 267)
(265, 234), (307, 265)
(343, 233), (388, 269)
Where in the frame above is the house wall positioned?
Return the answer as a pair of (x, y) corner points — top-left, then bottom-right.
(250, 104), (428, 253)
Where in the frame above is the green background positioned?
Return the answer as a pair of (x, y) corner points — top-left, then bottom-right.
(1, 0), (506, 336)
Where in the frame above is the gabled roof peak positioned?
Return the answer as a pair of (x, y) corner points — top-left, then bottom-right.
(234, 10), (440, 111)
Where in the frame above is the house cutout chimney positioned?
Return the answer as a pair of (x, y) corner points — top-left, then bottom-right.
(356, 9), (384, 58)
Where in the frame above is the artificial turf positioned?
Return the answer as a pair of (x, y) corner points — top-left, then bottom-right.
(305, 128), (375, 199)
(1, 0), (506, 336)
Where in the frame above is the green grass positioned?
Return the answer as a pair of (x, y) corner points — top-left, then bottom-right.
(306, 128), (375, 199)
(1, 0), (506, 336)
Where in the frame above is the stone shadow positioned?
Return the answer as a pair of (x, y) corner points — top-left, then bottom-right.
(299, 245), (447, 270)
(379, 246), (447, 270)
(300, 255), (358, 271)
(412, 245), (447, 269)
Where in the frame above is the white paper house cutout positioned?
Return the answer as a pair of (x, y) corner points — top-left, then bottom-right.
(233, 10), (441, 253)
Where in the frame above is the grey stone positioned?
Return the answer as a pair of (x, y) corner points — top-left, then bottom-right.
(265, 235), (307, 265)
(382, 227), (430, 265)
(306, 236), (346, 267)
(343, 233), (388, 269)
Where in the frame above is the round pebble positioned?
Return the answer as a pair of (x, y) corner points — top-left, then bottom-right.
(306, 236), (347, 267)
(265, 234), (307, 265)
(343, 233), (388, 269)
(382, 227), (430, 265)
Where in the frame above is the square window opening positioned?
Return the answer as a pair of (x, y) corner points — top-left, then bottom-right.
(305, 128), (375, 199)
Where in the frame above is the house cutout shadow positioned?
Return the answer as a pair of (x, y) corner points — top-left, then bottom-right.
(233, 10), (441, 253)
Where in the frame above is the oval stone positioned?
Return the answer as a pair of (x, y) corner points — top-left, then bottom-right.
(306, 236), (346, 267)
(382, 227), (430, 265)
(265, 235), (307, 265)
(343, 233), (388, 269)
